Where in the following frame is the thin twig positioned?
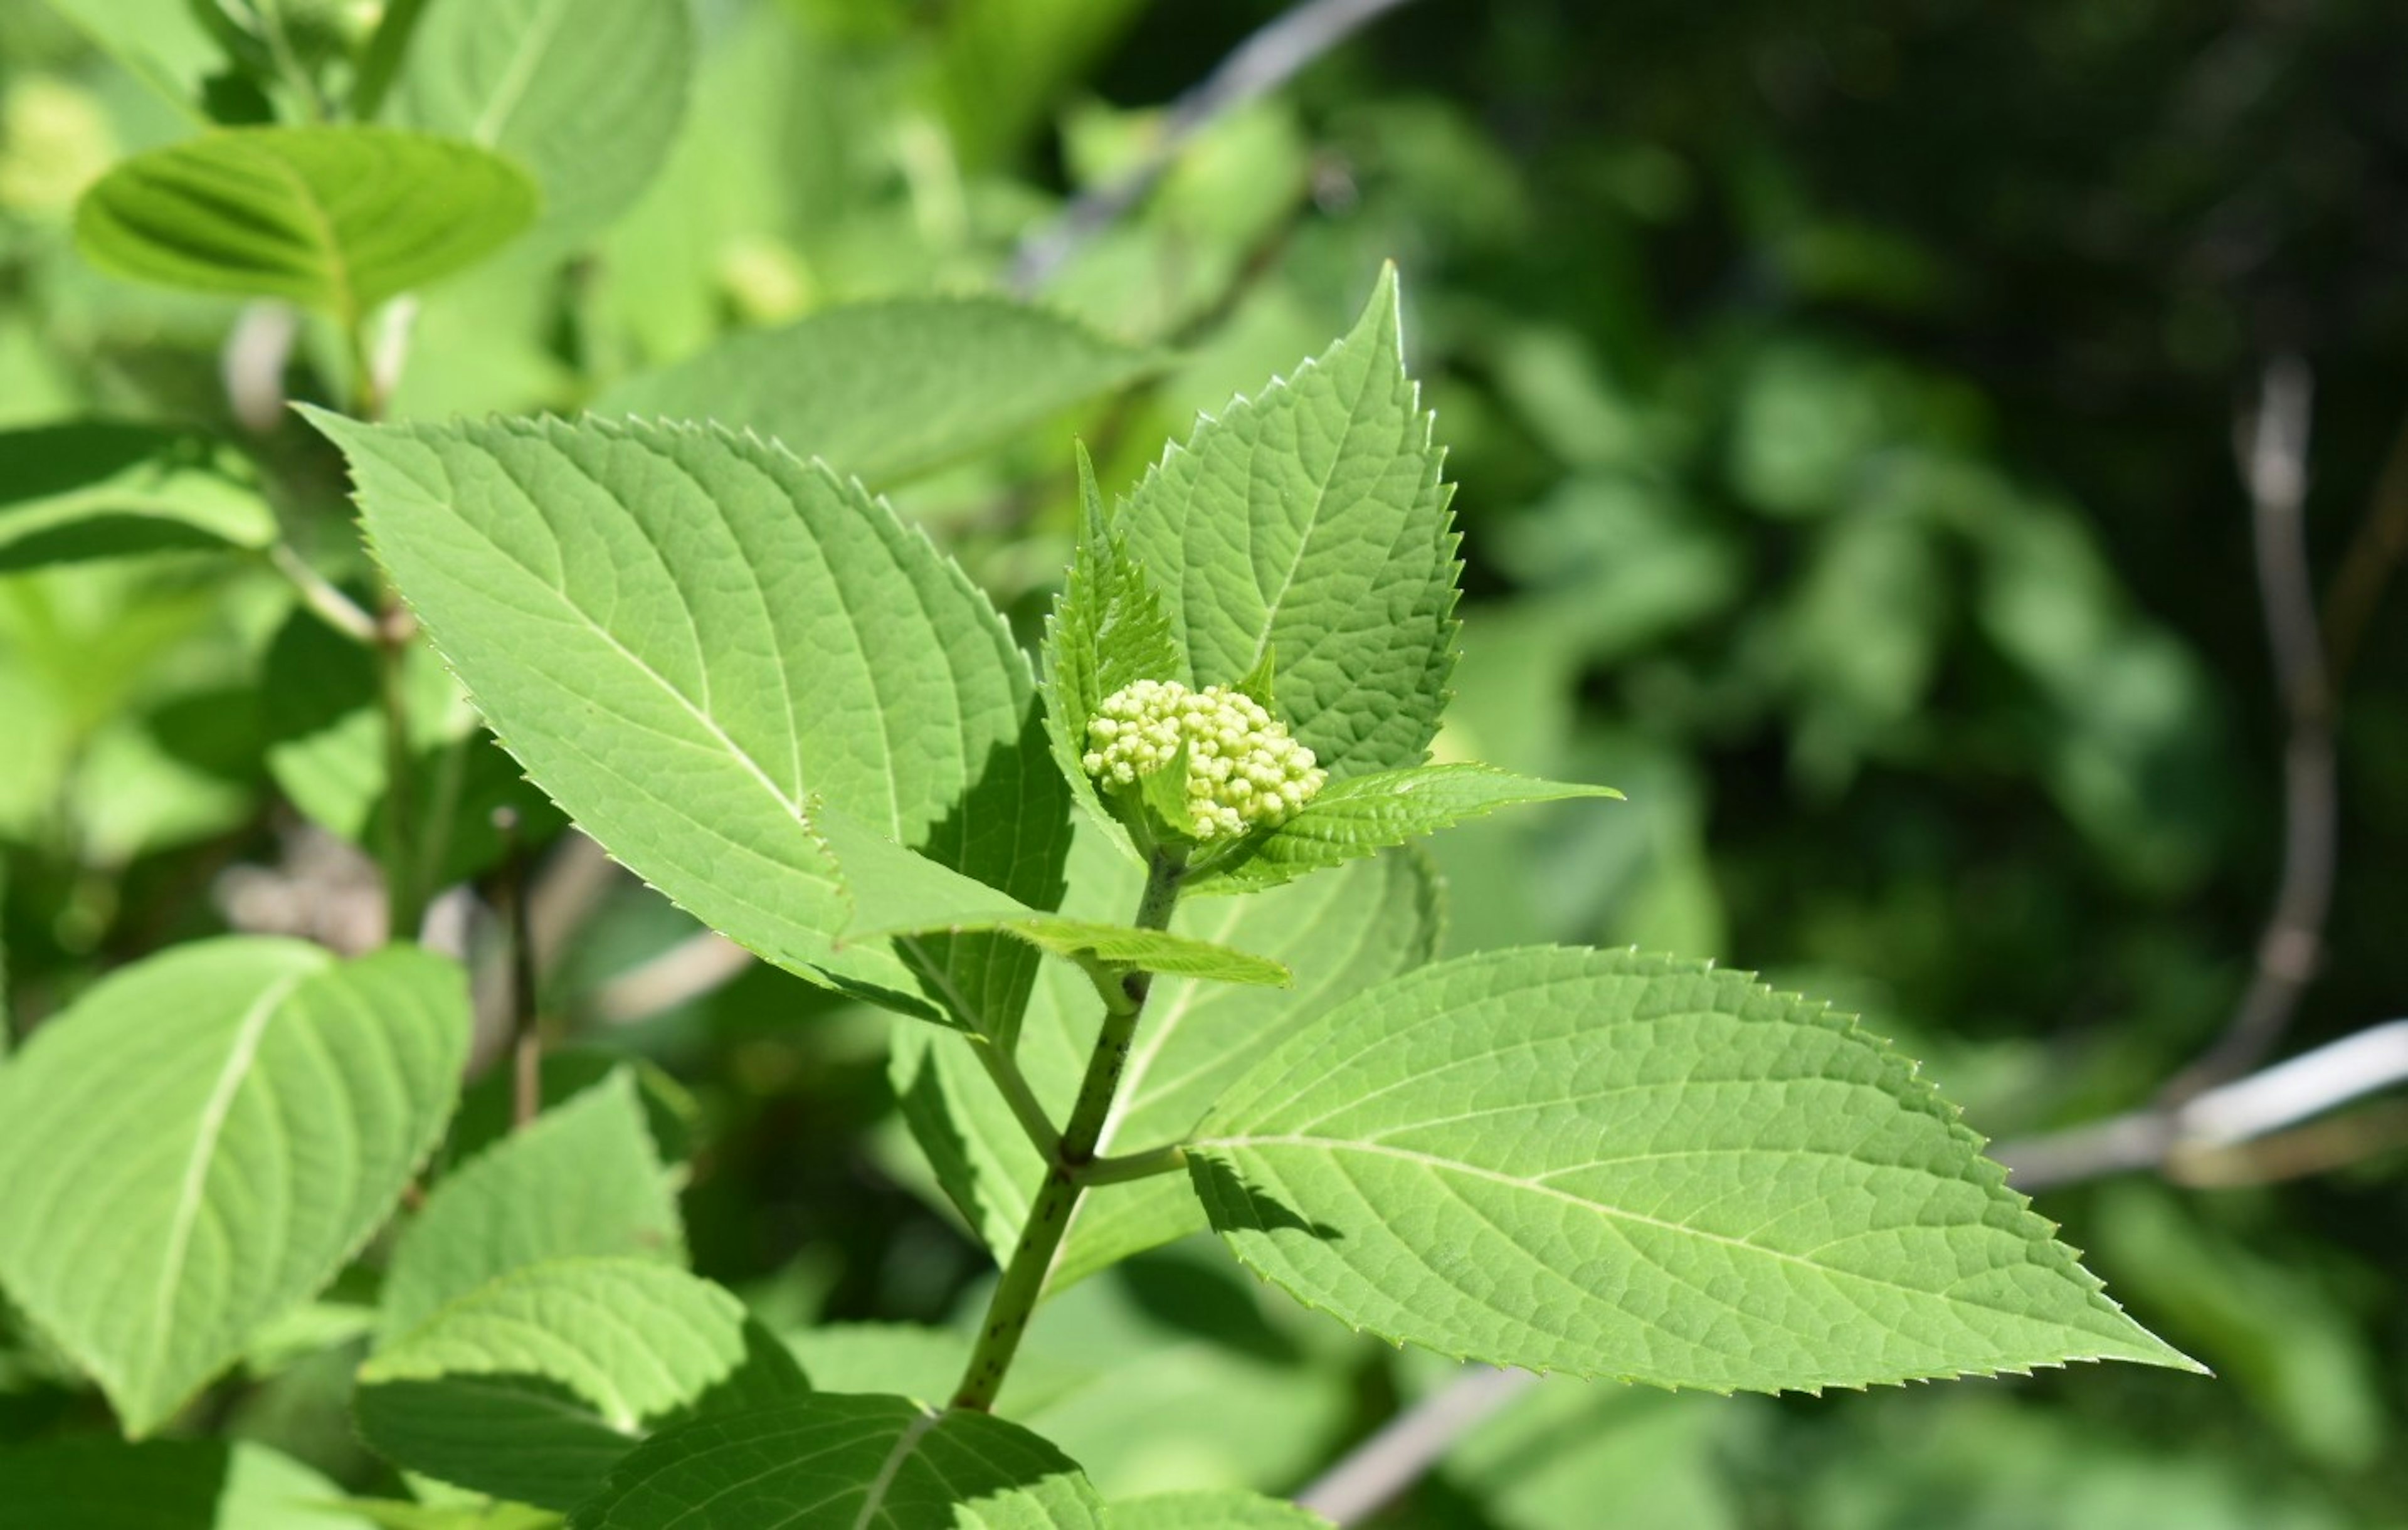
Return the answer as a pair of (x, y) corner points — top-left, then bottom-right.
(589, 929), (755, 1025)
(492, 808), (544, 1130)
(1005, 0), (1419, 295)
(1998, 1018), (2408, 1191)
(1296, 1368), (1536, 1525)
(2321, 405), (2408, 685)
(267, 542), (379, 643)
(2163, 355), (2335, 1099)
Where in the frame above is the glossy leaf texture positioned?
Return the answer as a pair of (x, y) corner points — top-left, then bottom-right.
(894, 834), (1440, 1293)
(1191, 947), (2202, 1392)
(402, 0), (693, 245)
(1121, 264), (1460, 780)
(379, 1070), (684, 1343)
(312, 409), (1072, 1035)
(357, 1257), (809, 1511)
(564, 1394), (1104, 1529)
(1189, 763), (1622, 895)
(0, 1437), (372, 1530)
(0, 939), (467, 1435)
(596, 297), (1161, 486)
(75, 127), (537, 322)
(0, 423), (273, 570)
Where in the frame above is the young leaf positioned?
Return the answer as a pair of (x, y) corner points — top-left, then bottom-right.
(855, 910), (1292, 990)
(379, 1070), (683, 1343)
(357, 1257), (808, 1511)
(1190, 947), (2202, 1392)
(1190, 763), (1622, 895)
(310, 410), (1070, 1036)
(596, 297), (1163, 487)
(1040, 442), (1180, 861)
(893, 837), (1440, 1291)
(0, 1437), (374, 1529)
(1109, 1492), (1333, 1529)
(0, 423), (273, 570)
(564, 1394), (1104, 1529)
(75, 127), (537, 322)
(0, 939), (468, 1436)
(402, 0), (693, 245)
(1121, 265), (1459, 780)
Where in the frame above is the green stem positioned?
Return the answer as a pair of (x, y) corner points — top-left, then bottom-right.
(952, 848), (1186, 1411)
(1082, 1142), (1186, 1186)
(969, 1037), (1061, 1159)
(376, 586), (423, 942)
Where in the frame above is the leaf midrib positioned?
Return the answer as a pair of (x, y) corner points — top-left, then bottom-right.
(1198, 1132), (2062, 1321)
(471, 0), (576, 146)
(145, 968), (308, 1389)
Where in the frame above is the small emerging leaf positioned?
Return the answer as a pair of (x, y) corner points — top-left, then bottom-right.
(76, 126), (536, 321)
(1041, 441), (1180, 862)
(1190, 763), (1619, 895)
(1192, 947), (2200, 1392)
(859, 908), (1292, 989)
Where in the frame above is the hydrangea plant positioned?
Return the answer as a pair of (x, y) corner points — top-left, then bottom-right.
(0, 258), (2197, 1527)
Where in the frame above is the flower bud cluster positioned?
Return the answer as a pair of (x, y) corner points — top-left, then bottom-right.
(1082, 679), (1326, 839)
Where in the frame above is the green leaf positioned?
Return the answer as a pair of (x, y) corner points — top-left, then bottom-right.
(857, 910), (1292, 990)
(1191, 764), (1620, 895)
(401, 0), (693, 246)
(1191, 947), (2201, 1392)
(357, 1257), (808, 1511)
(564, 1394), (1104, 1529)
(1109, 1492), (1331, 1529)
(379, 1071), (683, 1344)
(594, 296), (1162, 486)
(440, 1048), (698, 1174)
(75, 127), (537, 322)
(1121, 265), (1459, 779)
(1040, 442), (1180, 862)
(0, 423), (273, 570)
(309, 409), (1071, 1036)
(320, 1503), (557, 1530)
(894, 836), (1439, 1292)
(0, 939), (467, 1436)
(0, 1437), (375, 1529)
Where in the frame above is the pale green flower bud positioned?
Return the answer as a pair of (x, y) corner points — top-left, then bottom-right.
(1084, 679), (1327, 840)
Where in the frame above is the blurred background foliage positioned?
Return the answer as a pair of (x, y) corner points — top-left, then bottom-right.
(1, 0), (2405, 1524)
